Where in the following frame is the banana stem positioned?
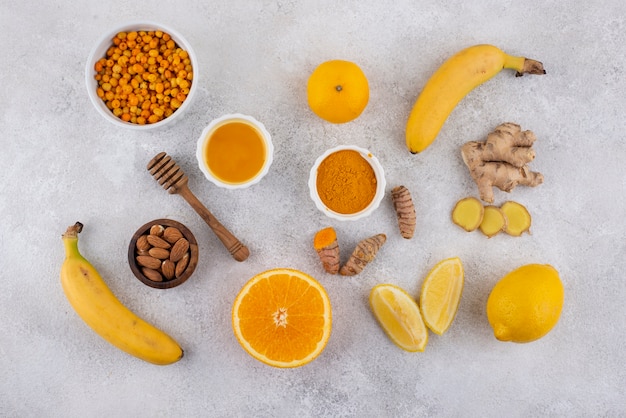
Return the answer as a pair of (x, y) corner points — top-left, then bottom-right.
(503, 54), (546, 77)
(63, 222), (83, 238)
(520, 58), (546, 76)
(62, 222), (83, 257)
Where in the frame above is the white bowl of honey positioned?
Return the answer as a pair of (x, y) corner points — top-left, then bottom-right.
(196, 114), (274, 189)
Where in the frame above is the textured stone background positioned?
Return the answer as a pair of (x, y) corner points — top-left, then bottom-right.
(2, 0), (625, 416)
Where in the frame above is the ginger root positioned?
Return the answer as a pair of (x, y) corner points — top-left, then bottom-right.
(501, 201), (532, 236)
(340, 234), (386, 276)
(461, 123), (543, 203)
(452, 197), (533, 238)
(451, 197), (484, 232)
(313, 227), (340, 274)
(391, 185), (416, 239)
(479, 206), (507, 238)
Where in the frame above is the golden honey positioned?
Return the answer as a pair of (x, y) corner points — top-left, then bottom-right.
(204, 120), (266, 184)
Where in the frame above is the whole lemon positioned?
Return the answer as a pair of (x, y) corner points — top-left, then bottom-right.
(307, 60), (369, 124)
(486, 264), (563, 343)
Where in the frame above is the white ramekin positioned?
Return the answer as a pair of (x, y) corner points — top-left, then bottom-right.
(309, 145), (386, 221)
(196, 114), (274, 189)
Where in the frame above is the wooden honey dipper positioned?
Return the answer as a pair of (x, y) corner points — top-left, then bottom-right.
(147, 152), (250, 262)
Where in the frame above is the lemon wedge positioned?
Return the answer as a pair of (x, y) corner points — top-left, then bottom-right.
(369, 284), (428, 352)
(419, 257), (464, 335)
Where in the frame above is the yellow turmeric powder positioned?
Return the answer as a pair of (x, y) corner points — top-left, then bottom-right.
(316, 150), (377, 214)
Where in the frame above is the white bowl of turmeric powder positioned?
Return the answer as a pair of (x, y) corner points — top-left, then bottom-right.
(309, 145), (386, 221)
(85, 21), (198, 129)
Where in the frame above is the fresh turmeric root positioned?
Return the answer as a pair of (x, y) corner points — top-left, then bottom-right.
(391, 185), (417, 239)
(461, 123), (543, 203)
(313, 227), (340, 274)
(340, 234), (386, 276)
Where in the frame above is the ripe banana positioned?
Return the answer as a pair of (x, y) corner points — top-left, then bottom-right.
(60, 222), (183, 365)
(406, 44), (545, 154)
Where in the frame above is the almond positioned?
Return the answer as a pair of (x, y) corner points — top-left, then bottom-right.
(175, 252), (190, 278)
(150, 224), (165, 236)
(149, 247), (170, 260)
(161, 259), (176, 280)
(146, 234), (171, 249)
(136, 235), (151, 252)
(136, 248), (150, 257)
(142, 267), (163, 282)
(170, 238), (189, 263)
(163, 226), (183, 244)
(136, 255), (162, 270)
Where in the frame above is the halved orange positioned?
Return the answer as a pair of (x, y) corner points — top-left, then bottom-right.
(232, 268), (332, 368)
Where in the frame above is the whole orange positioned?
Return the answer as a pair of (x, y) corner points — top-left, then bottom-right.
(307, 60), (369, 123)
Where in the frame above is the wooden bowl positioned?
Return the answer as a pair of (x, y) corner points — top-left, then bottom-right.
(128, 218), (199, 289)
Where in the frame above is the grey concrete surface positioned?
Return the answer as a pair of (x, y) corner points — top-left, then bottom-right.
(2, 1), (625, 416)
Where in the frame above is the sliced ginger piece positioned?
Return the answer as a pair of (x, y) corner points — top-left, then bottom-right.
(479, 205), (507, 238)
(313, 227), (340, 274)
(451, 197), (484, 232)
(501, 201), (532, 236)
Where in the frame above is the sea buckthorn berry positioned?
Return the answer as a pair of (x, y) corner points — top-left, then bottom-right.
(93, 29), (192, 125)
